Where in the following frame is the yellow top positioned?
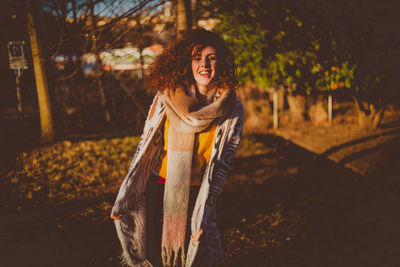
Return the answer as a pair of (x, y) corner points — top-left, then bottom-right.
(154, 114), (218, 185)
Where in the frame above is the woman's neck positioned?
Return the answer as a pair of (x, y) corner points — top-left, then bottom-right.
(195, 84), (217, 104)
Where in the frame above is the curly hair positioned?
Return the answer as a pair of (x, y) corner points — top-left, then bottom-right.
(146, 28), (237, 93)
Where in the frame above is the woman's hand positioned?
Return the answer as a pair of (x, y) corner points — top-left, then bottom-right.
(110, 213), (122, 220)
(191, 229), (204, 241)
(110, 199), (127, 220)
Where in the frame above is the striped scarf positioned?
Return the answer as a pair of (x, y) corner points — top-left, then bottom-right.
(160, 86), (235, 266)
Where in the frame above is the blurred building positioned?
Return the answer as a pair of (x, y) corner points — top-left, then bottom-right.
(80, 44), (163, 75)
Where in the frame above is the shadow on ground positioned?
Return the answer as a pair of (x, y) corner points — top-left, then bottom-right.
(219, 134), (400, 267)
(1, 134), (400, 266)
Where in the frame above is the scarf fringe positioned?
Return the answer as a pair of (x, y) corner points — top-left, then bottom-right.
(162, 246), (186, 267)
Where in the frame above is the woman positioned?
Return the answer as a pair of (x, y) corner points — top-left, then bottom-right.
(111, 29), (244, 267)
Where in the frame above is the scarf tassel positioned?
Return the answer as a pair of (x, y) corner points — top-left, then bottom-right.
(162, 246), (186, 267)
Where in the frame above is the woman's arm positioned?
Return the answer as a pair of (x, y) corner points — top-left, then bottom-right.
(210, 99), (244, 196)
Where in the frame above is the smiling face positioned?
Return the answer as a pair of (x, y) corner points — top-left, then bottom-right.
(191, 45), (218, 96)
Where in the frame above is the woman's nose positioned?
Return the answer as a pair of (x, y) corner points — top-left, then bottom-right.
(202, 58), (210, 68)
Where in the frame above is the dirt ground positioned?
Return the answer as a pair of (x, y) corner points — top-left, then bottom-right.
(2, 133), (400, 266)
(274, 101), (400, 190)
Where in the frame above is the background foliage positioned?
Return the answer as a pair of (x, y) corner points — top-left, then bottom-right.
(212, 0), (399, 128)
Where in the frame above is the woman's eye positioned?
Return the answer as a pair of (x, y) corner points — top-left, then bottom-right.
(209, 56), (216, 61)
(193, 57), (201, 61)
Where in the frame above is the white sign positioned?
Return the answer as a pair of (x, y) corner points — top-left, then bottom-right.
(7, 41), (28, 70)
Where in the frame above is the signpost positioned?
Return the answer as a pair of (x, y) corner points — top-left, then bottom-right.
(7, 41), (28, 118)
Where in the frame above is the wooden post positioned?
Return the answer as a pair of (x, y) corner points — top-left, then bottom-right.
(16, 69), (23, 115)
(328, 93), (332, 124)
(26, 0), (55, 142)
(273, 90), (278, 129)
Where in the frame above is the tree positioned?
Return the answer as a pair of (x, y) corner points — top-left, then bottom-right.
(213, 0), (317, 91)
(212, 0), (400, 129)
(26, 0), (55, 142)
(39, 0), (169, 131)
(213, 0), (319, 125)
(176, 0), (192, 32)
(303, 0), (400, 129)
(87, 0), (111, 123)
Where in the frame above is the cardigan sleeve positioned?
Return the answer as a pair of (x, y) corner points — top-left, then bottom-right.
(208, 99), (244, 197)
(111, 93), (160, 218)
(126, 93), (160, 174)
(110, 93), (165, 266)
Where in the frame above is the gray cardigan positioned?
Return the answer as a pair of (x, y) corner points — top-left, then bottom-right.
(111, 93), (244, 266)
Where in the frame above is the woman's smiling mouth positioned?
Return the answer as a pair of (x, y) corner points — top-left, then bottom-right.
(199, 70), (211, 78)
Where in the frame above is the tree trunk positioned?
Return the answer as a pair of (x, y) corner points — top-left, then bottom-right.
(308, 95), (328, 125)
(95, 53), (111, 123)
(176, 0), (191, 32)
(287, 93), (306, 122)
(26, 0), (55, 142)
(88, 0), (111, 123)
